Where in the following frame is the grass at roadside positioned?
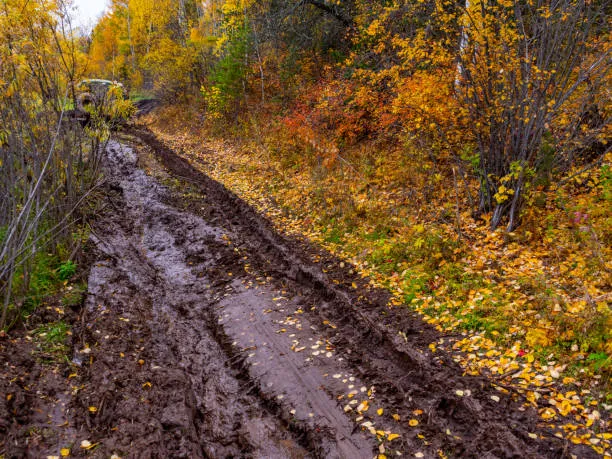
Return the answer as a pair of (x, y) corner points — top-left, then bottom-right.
(32, 320), (71, 363)
(145, 105), (611, 453)
(2, 230), (88, 373)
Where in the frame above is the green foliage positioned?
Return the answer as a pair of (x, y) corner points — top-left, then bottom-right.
(535, 133), (555, 187)
(19, 253), (58, 312)
(62, 283), (86, 308)
(129, 91), (155, 103)
(601, 165), (612, 202)
(460, 145), (479, 174)
(323, 226), (344, 244)
(587, 352), (611, 372)
(6, 252), (80, 327)
(32, 321), (70, 361)
(202, 20), (251, 118)
(57, 260), (77, 281)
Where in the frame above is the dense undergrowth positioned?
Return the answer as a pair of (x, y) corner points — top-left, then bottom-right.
(145, 103), (611, 452)
(0, 0), (134, 330)
(0, 227), (88, 338)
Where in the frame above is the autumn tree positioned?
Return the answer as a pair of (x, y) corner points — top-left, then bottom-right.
(87, 0), (205, 96)
(0, 0), (77, 325)
(90, 0), (610, 233)
(0, 0), (131, 328)
(89, 12), (128, 82)
(455, 0), (611, 229)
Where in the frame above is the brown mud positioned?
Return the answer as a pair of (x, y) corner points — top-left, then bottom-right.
(0, 283), (87, 458)
(133, 99), (159, 117)
(1, 125), (598, 458)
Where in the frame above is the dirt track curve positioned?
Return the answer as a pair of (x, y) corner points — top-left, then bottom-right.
(2, 126), (597, 458)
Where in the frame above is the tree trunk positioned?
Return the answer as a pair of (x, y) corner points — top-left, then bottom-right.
(127, 6), (136, 72)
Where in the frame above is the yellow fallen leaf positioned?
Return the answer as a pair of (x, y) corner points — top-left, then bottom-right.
(377, 408), (384, 416)
(387, 433), (400, 441)
(540, 408), (556, 420)
(409, 419), (419, 427)
(413, 409), (423, 415)
(88, 406), (97, 413)
(60, 448), (70, 457)
(357, 400), (369, 412)
(548, 366), (561, 379)
(526, 328), (551, 348)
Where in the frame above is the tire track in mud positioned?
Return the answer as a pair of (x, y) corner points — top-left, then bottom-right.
(128, 129), (597, 457)
(78, 139), (374, 458)
(69, 125), (597, 458)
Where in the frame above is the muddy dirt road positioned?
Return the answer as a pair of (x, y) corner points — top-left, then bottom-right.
(1, 128), (595, 458)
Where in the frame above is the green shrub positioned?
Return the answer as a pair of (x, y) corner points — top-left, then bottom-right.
(57, 260), (77, 281)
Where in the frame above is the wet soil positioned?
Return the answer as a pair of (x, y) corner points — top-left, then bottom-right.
(0, 289), (85, 458)
(134, 99), (159, 117)
(1, 126), (598, 458)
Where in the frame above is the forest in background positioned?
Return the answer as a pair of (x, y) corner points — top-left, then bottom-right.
(90, 0), (610, 225)
(0, 0), (610, 450)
